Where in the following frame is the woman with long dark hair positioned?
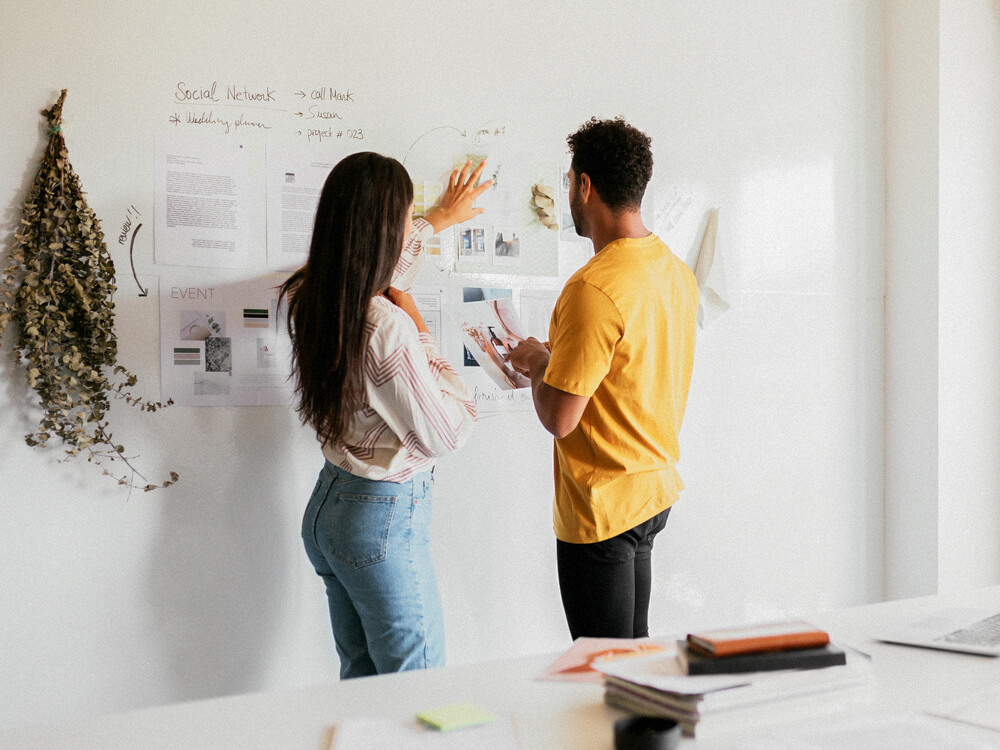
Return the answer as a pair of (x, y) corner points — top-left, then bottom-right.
(280, 152), (490, 677)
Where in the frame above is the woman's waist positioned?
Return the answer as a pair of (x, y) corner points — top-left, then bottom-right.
(319, 456), (433, 492)
(320, 436), (435, 484)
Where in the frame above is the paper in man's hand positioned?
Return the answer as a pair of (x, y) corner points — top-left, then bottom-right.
(446, 298), (530, 390)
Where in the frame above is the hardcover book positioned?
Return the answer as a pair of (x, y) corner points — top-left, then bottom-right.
(687, 621), (829, 657)
(677, 640), (846, 675)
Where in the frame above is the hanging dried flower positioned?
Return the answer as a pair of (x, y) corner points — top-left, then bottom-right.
(0, 90), (178, 493)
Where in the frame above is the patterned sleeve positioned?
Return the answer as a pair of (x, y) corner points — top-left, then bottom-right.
(364, 304), (477, 460)
(391, 217), (433, 291)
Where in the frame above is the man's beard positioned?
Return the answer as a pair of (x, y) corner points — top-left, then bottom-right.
(570, 189), (584, 237)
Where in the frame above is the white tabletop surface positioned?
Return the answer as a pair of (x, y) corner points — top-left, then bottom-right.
(4, 586), (1000, 749)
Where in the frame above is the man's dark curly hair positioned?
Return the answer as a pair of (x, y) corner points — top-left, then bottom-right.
(567, 117), (653, 211)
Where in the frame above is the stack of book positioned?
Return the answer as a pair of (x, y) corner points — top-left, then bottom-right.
(680, 621), (846, 675)
(595, 621), (872, 739)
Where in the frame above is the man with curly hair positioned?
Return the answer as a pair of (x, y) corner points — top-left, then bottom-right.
(509, 117), (698, 639)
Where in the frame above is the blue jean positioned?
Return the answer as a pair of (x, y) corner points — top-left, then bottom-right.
(302, 461), (444, 679)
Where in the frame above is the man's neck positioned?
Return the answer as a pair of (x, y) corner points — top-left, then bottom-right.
(589, 210), (649, 254)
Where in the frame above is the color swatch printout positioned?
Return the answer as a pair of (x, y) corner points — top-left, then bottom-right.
(160, 275), (293, 406)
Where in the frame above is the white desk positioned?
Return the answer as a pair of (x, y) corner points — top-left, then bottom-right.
(4, 586), (999, 749)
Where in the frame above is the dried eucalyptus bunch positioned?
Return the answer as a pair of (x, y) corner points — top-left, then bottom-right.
(0, 90), (178, 492)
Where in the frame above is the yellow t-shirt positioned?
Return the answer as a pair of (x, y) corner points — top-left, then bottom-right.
(544, 234), (698, 543)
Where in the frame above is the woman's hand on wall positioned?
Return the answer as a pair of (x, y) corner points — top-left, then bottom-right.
(425, 159), (493, 234)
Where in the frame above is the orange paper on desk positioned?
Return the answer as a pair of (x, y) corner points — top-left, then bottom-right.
(686, 621), (829, 657)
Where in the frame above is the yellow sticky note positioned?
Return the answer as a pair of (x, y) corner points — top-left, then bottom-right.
(416, 702), (496, 731)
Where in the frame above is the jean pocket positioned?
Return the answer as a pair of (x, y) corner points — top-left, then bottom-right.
(326, 492), (398, 568)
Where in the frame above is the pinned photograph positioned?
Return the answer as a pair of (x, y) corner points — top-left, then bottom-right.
(257, 339), (277, 369)
(493, 229), (520, 258)
(458, 226), (488, 258)
(179, 310), (225, 340)
(532, 183), (558, 231)
(204, 337), (232, 374)
(193, 372), (232, 396)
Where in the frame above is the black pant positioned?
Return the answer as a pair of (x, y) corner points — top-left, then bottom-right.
(556, 508), (671, 639)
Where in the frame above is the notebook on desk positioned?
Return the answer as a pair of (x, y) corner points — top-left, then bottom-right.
(876, 607), (1000, 656)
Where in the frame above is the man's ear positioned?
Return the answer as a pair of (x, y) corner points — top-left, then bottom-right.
(578, 172), (592, 202)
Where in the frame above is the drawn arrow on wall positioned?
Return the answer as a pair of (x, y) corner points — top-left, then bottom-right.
(129, 223), (149, 297)
(402, 126), (467, 165)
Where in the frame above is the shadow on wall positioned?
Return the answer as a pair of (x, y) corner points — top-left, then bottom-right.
(145, 405), (298, 703)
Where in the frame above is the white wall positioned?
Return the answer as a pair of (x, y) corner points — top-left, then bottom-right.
(0, 0), (887, 731)
(939, 0), (1000, 591)
(881, 0), (1000, 598)
(883, 0), (940, 598)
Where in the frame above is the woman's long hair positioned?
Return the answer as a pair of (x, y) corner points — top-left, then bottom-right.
(279, 152), (414, 444)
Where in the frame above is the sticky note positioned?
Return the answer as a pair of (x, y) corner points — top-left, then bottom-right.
(416, 702), (497, 731)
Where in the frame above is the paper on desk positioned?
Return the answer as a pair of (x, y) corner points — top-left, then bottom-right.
(928, 681), (1000, 733)
(594, 648), (871, 702)
(592, 649), (755, 695)
(536, 637), (675, 683)
(737, 712), (998, 750)
(331, 715), (520, 749)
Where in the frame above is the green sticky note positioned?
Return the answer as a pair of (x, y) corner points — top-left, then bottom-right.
(416, 702), (497, 731)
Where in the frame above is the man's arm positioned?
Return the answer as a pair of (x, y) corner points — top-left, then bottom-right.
(507, 338), (589, 439)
